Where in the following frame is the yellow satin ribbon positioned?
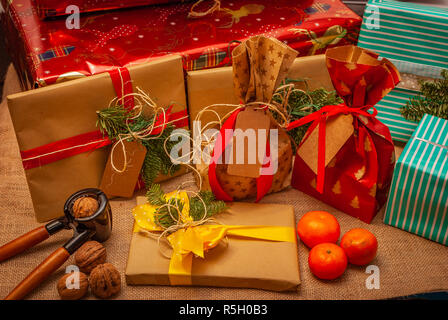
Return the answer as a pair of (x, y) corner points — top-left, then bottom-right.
(133, 191), (296, 286)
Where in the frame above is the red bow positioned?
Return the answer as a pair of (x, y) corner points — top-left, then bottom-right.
(208, 108), (274, 202)
(287, 103), (378, 193)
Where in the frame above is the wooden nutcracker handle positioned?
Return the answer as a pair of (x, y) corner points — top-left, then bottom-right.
(0, 226), (50, 262)
(4, 247), (70, 300)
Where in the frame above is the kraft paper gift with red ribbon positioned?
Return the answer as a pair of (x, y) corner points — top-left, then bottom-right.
(288, 45), (400, 223)
(203, 36), (298, 202)
(7, 55), (188, 222)
(0, 0), (361, 90)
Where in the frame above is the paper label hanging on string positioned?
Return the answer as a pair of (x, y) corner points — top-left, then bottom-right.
(100, 140), (147, 198)
(298, 114), (354, 175)
(226, 108), (271, 178)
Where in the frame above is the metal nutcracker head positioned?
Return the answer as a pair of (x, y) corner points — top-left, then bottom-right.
(63, 188), (112, 242)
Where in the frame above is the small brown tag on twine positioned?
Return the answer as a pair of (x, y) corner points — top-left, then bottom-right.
(100, 140), (147, 198)
(298, 114), (354, 174)
(227, 108), (271, 178)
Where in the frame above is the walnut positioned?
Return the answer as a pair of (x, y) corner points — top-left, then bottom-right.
(75, 241), (107, 273)
(89, 263), (121, 299)
(73, 196), (98, 218)
(57, 272), (89, 300)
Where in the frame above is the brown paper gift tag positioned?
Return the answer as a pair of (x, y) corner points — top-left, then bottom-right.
(100, 140), (147, 198)
(298, 114), (354, 174)
(227, 108), (271, 178)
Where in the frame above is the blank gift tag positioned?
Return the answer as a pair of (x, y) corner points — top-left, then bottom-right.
(298, 114), (354, 174)
(227, 108), (271, 178)
(100, 140), (147, 198)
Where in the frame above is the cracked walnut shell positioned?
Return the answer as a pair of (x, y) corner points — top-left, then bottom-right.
(75, 241), (107, 273)
(57, 272), (89, 300)
(89, 263), (121, 299)
(73, 196), (98, 218)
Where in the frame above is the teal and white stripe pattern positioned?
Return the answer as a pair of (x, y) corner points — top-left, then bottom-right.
(358, 0), (448, 69)
(358, 0), (448, 142)
(384, 115), (448, 246)
(374, 88), (419, 142)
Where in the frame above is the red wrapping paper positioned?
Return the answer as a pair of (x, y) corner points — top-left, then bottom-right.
(35, 0), (186, 19)
(290, 46), (400, 224)
(0, 0), (361, 90)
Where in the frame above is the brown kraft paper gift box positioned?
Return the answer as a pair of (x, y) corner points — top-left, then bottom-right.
(7, 55), (187, 222)
(125, 197), (301, 291)
(187, 54), (334, 191)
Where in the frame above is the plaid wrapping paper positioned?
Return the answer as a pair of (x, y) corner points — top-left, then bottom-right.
(358, 0), (448, 142)
(35, 0), (187, 18)
(384, 114), (448, 246)
(0, 0), (361, 90)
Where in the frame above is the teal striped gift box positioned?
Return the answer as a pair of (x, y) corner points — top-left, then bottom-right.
(358, 0), (448, 142)
(384, 114), (448, 246)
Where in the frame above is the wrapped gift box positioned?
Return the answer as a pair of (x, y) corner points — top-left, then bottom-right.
(384, 114), (448, 246)
(0, 0), (361, 90)
(187, 54), (334, 192)
(7, 55), (187, 222)
(126, 197), (301, 291)
(357, 0), (448, 142)
(35, 0), (185, 19)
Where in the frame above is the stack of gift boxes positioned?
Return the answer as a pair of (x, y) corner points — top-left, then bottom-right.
(1, 0), (447, 293)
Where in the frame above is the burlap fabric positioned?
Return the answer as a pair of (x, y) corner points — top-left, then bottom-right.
(0, 65), (447, 300)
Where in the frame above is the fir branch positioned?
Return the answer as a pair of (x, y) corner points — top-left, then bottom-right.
(97, 104), (181, 186)
(272, 79), (343, 147)
(401, 70), (448, 122)
(96, 105), (130, 139)
(189, 191), (228, 221)
(145, 185), (227, 229)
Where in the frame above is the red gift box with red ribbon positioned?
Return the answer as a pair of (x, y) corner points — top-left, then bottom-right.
(0, 0), (361, 90)
(288, 46), (401, 223)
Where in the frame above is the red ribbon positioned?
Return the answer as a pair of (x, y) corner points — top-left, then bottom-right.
(21, 67), (188, 170)
(208, 108), (274, 202)
(287, 103), (378, 193)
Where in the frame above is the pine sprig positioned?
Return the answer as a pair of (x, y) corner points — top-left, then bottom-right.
(272, 79), (343, 147)
(189, 191), (228, 221)
(97, 104), (181, 186)
(146, 185), (227, 229)
(401, 70), (448, 122)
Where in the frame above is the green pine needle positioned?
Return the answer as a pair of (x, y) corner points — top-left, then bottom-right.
(146, 184), (227, 229)
(272, 79), (343, 148)
(97, 104), (181, 186)
(401, 70), (448, 122)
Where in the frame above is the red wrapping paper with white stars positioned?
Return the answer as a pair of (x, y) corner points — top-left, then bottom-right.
(35, 0), (185, 19)
(0, 0), (361, 90)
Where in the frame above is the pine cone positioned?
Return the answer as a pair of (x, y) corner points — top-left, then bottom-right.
(57, 272), (89, 300)
(75, 241), (107, 273)
(89, 263), (121, 299)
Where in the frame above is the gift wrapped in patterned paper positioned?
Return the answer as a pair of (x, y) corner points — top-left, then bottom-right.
(0, 0), (361, 90)
(35, 0), (189, 19)
(288, 45), (400, 224)
(384, 114), (448, 246)
(357, 0), (448, 142)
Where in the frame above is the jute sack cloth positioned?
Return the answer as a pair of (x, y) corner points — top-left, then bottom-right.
(0, 65), (447, 300)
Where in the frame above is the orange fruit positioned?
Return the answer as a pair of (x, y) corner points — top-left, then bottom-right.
(297, 211), (340, 248)
(340, 228), (378, 266)
(308, 243), (348, 280)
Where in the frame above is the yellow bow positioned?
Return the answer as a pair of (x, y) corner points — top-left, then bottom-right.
(133, 191), (296, 285)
